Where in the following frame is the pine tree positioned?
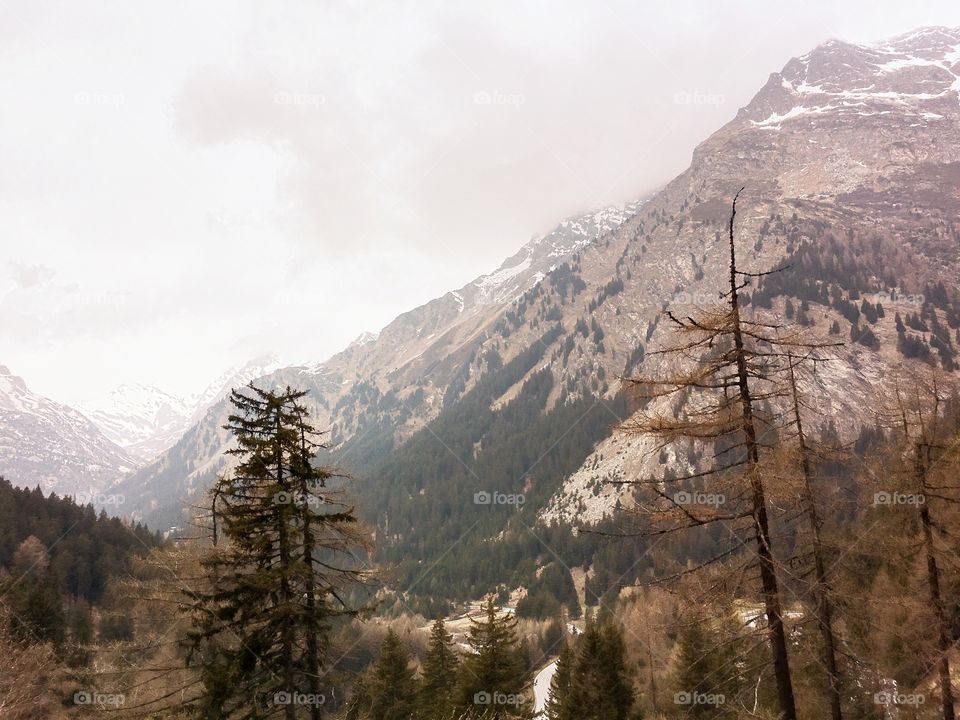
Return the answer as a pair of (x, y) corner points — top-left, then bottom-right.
(418, 618), (459, 720)
(457, 599), (530, 717)
(347, 629), (419, 720)
(545, 641), (573, 720)
(558, 619), (635, 720)
(184, 385), (371, 719)
(670, 613), (741, 718)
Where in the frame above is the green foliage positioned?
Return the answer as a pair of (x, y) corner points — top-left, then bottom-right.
(670, 612), (745, 718)
(185, 385), (368, 719)
(0, 477), (159, 604)
(418, 618), (460, 720)
(347, 629), (419, 720)
(457, 600), (531, 717)
(516, 563), (580, 620)
(547, 619), (636, 720)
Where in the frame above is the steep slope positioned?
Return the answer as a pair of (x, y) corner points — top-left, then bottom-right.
(0, 366), (135, 497)
(111, 204), (644, 525)
(116, 27), (960, 602)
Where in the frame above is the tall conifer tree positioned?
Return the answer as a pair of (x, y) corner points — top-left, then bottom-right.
(184, 385), (370, 719)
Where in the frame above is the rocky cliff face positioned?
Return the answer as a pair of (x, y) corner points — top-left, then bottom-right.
(116, 28), (960, 549)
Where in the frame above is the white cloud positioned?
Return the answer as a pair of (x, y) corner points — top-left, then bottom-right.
(1, 0), (958, 405)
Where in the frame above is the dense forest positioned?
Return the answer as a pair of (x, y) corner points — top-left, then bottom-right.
(4, 204), (960, 720)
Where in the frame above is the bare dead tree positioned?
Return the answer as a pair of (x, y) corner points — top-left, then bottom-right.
(785, 354), (842, 720)
(616, 189), (842, 720)
(890, 376), (958, 720)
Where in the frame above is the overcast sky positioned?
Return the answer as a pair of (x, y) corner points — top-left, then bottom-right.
(3, 0), (960, 406)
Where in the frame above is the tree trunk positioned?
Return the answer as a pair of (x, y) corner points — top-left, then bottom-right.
(728, 191), (797, 720)
(276, 406), (297, 720)
(917, 443), (956, 720)
(788, 359), (842, 720)
(299, 421), (323, 720)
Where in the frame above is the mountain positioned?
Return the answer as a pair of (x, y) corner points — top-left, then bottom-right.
(183, 354), (281, 428)
(80, 384), (192, 462)
(0, 365), (135, 497)
(109, 203), (645, 522)
(114, 27), (960, 602)
(80, 354), (282, 463)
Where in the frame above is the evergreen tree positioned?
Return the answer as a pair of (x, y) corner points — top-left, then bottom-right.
(184, 385), (370, 719)
(457, 599), (530, 717)
(418, 618), (459, 720)
(671, 613), (741, 718)
(555, 620), (635, 720)
(545, 640), (573, 720)
(347, 629), (419, 720)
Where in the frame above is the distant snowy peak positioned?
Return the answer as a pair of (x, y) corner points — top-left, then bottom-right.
(0, 365), (133, 496)
(470, 201), (644, 306)
(743, 26), (960, 130)
(81, 354), (283, 463)
(348, 331), (379, 349)
(81, 384), (191, 462)
(186, 353), (282, 425)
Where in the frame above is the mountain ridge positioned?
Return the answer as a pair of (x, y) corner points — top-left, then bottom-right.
(110, 28), (960, 600)
(0, 365), (135, 497)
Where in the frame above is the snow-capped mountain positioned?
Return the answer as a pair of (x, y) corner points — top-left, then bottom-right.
(184, 354), (282, 427)
(81, 384), (192, 462)
(116, 26), (960, 555)
(0, 365), (134, 496)
(748, 27), (960, 134)
(81, 354), (283, 463)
